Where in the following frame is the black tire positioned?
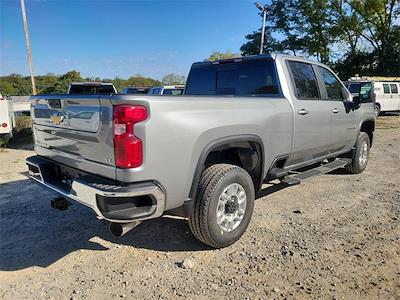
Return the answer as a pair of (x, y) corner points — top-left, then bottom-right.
(374, 103), (381, 117)
(188, 164), (255, 248)
(345, 132), (370, 174)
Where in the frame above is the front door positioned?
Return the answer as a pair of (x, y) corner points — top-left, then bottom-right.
(317, 66), (358, 152)
(286, 60), (333, 165)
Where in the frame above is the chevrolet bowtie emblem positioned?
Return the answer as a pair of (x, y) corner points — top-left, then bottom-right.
(50, 115), (64, 125)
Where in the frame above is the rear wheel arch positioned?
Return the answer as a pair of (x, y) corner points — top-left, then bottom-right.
(189, 135), (265, 201)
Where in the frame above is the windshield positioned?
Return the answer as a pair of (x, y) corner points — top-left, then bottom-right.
(185, 59), (280, 96)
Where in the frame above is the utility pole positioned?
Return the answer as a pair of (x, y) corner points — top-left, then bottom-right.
(20, 0), (37, 95)
(254, 2), (267, 55)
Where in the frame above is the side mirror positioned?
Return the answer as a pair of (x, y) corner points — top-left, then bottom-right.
(353, 95), (361, 104)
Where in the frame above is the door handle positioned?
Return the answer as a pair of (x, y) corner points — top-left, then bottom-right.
(332, 108), (340, 114)
(297, 109), (309, 115)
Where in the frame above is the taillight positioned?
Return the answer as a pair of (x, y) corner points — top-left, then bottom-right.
(113, 105), (147, 168)
(1, 123), (7, 128)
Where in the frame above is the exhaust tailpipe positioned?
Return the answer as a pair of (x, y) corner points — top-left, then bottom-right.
(109, 221), (141, 237)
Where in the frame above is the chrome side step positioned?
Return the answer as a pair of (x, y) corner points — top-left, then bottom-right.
(281, 159), (348, 186)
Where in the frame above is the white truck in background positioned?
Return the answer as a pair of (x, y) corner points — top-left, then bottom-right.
(0, 93), (16, 143)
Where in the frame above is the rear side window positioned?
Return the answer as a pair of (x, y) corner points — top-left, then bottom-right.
(185, 59), (280, 96)
(288, 61), (320, 99)
(383, 84), (390, 94)
(390, 84), (398, 94)
(318, 67), (344, 100)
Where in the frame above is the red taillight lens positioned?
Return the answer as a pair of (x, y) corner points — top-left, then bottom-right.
(113, 105), (147, 168)
(1, 123), (7, 128)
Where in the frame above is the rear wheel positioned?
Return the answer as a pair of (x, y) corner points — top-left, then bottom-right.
(188, 164), (255, 248)
(345, 132), (370, 174)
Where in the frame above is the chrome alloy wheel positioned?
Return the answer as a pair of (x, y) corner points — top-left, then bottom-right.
(216, 183), (247, 233)
(359, 141), (368, 167)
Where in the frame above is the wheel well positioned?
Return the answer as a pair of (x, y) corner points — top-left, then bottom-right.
(360, 120), (375, 145)
(203, 140), (263, 192)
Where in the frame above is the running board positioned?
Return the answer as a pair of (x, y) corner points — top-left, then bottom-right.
(281, 159), (348, 186)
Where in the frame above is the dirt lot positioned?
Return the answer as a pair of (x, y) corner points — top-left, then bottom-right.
(1, 115), (399, 300)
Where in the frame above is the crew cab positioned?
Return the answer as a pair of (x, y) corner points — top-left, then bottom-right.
(26, 54), (375, 248)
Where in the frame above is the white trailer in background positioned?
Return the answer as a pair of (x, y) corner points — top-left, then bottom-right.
(0, 93), (16, 142)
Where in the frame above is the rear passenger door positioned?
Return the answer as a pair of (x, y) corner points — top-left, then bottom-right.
(286, 60), (334, 165)
(317, 66), (357, 152)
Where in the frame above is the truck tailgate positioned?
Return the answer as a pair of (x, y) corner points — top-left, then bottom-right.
(31, 95), (116, 176)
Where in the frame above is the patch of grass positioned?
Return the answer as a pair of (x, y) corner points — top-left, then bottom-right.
(376, 116), (400, 129)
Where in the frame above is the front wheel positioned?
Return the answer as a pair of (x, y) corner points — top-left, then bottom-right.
(188, 164), (255, 248)
(345, 132), (370, 174)
(374, 103), (381, 117)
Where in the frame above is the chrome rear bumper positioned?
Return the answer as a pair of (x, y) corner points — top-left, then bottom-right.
(26, 156), (165, 223)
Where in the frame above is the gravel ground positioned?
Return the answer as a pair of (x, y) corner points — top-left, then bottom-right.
(0, 115), (399, 300)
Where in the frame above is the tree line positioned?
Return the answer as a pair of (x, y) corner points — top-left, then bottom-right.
(0, 71), (186, 96)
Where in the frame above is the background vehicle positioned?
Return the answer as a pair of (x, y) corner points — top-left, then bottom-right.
(345, 77), (400, 116)
(67, 82), (117, 94)
(148, 85), (185, 95)
(0, 93), (16, 143)
(27, 54), (375, 248)
(122, 87), (151, 95)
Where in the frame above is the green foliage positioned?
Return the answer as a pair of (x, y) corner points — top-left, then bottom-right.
(205, 50), (241, 62)
(162, 74), (186, 85)
(240, 0), (400, 77)
(0, 71), (162, 95)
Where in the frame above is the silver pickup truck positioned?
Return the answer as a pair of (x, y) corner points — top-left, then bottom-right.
(26, 54), (375, 248)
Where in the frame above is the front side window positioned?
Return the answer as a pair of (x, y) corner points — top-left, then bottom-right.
(288, 61), (320, 99)
(383, 84), (390, 94)
(318, 67), (344, 100)
(390, 84), (398, 94)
